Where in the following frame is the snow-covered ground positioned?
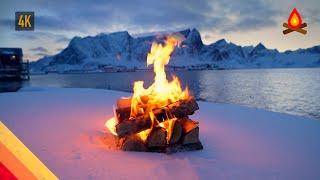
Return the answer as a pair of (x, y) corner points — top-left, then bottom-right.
(0, 87), (320, 179)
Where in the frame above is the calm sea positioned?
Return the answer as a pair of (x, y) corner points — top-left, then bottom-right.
(1, 68), (320, 120)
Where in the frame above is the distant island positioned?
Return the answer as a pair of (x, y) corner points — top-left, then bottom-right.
(31, 28), (320, 73)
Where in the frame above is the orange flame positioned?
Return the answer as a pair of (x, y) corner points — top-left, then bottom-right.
(130, 36), (189, 117)
(159, 118), (177, 143)
(136, 112), (156, 141)
(105, 35), (189, 143)
(288, 8), (302, 30)
(105, 117), (118, 135)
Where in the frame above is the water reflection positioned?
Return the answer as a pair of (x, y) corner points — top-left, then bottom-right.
(1, 68), (320, 120)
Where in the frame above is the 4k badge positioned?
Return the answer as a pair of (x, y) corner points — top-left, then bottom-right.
(15, 12), (34, 31)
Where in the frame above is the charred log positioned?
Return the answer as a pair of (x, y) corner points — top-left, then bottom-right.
(166, 97), (199, 119)
(180, 118), (200, 144)
(116, 96), (199, 123)
(147, 127), (167, 148)
(120, 135), (147, 152)
(115, 114), (152, 138)
(169, 120), (182, 145)
(165, 142), (203, 154)
(116, 97), (132, 121)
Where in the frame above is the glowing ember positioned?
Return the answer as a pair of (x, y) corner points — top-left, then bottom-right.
(105, 117), (117, 136)
(159, 118), (176, 143)
(136, 112), (156, 141)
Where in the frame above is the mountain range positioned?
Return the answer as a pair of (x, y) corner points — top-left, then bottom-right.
(31, 28), (320, 72)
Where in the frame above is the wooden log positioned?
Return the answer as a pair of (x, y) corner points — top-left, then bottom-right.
(120, 135), (147, 152)
(182, 127), (200, 144)
(115, 114), (152, 138)
(147, 127), (167, 148)
(165, 141), (203, 154)
(116, 96), (199, 123)
(117, 97), (132, 108)
(114, 96), (198, 137)
(169, 120), (182, 144)
(283, 22), (307, 34)
(158, 119), (182, 144)
(116, 97), (132, 122)
(180, 118), (200, 144)
(167, 97), (199, 119)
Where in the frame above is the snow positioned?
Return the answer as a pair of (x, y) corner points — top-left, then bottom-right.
(1, 87), (320, 179)
(31, 29), (320, 73)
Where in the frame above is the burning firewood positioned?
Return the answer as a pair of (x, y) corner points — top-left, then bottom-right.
(165, 142), (203, 154)
(182, 126), (200, 144)
(115, 97), (132, 121)
(116, 96), (199, 123)
(115, 114), (152, 138)
(169, 120), (182, 144)
(119, 135), (147, 152)
(115, 97), (198, 137)
(105, 36), (203, 153)
(146, 127), (167, 148)
(180, 118), (200, 144)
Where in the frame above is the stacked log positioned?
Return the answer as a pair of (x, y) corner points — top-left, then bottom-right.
(112, 96), (203, 153)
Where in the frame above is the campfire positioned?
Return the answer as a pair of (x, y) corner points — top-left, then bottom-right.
(105, 36), (203, 153)
(283, 8), (307, 35)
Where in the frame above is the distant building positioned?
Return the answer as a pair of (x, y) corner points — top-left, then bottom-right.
(0, 48), (29, 80)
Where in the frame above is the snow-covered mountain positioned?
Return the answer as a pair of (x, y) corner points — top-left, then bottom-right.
(31, 28), (320, 72)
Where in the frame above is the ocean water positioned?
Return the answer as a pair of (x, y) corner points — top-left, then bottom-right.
(2, 68), (320, 120)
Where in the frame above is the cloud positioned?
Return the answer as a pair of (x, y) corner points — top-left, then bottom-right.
(29, 47), (49, 53)
(0, 18), (14, 30)
(35, 15), (76, 31)
(0, 0), (284, 34)
(1, 0), (319, 60)
(0, 18), (12, 26)
(35, 52), (50, 57)
(11, 31), (70, 43)
(55, 37), (71, 43)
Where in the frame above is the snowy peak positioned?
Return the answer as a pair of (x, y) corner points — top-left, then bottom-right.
(177, 29), (191, 38)
(31, 29), (320, 72)
(184, 28), (203, 47)
(213, 39), (228, 47)
(248, 43), (278, 57)
(255, 43), (266, 51)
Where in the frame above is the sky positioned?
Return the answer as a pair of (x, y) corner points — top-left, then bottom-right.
(0, 0), (319, 61)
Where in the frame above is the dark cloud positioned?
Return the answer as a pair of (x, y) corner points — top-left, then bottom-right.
(0, 19), (12, 26)
(29, 47), (49, 53)
(35, 52), (50, 57)
(1, 0), (319, 60)
(0, 18), (14, 30)
(0, 0), (284, 34)
(36, 15), (76, 31)
(12, 32), (39, 40)
(12, 31), (70, 43)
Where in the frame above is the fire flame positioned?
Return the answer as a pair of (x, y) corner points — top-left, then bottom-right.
(131, 36), (189, 117)
(159, 118), (176, 143)
(288, 8), (302, 30)
(105, 35), (189, 143)
(105, 117), (117, 135)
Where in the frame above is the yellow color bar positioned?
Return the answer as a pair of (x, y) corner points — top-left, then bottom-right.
(0, 121), (58, 179)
